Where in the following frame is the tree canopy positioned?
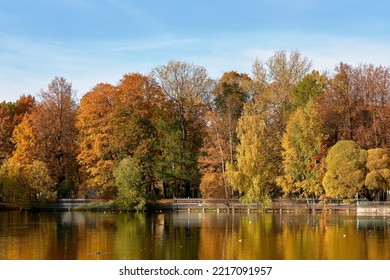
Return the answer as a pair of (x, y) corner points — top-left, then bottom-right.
(277, 101), (327, 198)
(322, 140), (367, 199)
(2, 52), (390, 209)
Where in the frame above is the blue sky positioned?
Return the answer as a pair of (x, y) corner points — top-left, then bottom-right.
(1, 0), (390, 101)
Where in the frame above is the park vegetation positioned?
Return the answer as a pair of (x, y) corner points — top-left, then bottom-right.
(1, 51), (390, 210)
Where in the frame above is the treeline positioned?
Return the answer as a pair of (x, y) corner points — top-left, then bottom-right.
(1, 51), (390, 209)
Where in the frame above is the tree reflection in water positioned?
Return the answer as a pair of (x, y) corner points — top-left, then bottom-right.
(0, 211), (389, 259)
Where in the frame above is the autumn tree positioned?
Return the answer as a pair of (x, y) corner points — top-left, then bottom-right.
(252, 51), (312, 131)
(11, 113), (37, 164)
(277, 71), (327, 198)
(227, 51), (312, 203)
(0, 95), (35, 163)
(199, 173), (227, 199)
(13, 95), (36, 121)
(226, 102), (279, 205)
(0, 104), (13, 162)
(213, 71), (252, 165)
(114, 73), (163, 194)
(25, 160), (56, 206)
(277, 102), (327, 198)
(199, 71), (252, 199)
(77, 83), (117, 198)
(77, 74), (163, 199)
(11, 77), (78, 195)
(364, 148), (390, 200)
(320, 63), (390, 150)
(252, 50), (312, 90)
(198, 111), (230, 199)
(152, 60), (213, 197)
(0, 160), (55, 208)
(322, 140), (367, 199)
(39, 77), (78, 184)
(0, 160), (31, 208)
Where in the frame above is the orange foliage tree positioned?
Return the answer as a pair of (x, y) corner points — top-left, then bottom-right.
(0, 95), (35, 163)
(10, 77), (78, 197)
(77, 74), (164, 199)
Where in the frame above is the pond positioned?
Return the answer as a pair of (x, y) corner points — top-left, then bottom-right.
(0, 210), (389, 260)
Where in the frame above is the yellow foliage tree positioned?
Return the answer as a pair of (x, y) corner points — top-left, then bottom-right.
(277, 102), (327, 198)
(226, 103), (278, 205)
(227, 51), (312, 204)
(0, 160), (55, 208)
(364, 148), (390, 200)
(322, 140), (367, 199)
(10, 114), (37, 165)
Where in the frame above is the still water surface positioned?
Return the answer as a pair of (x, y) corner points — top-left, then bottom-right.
(0, 211), (389, 260)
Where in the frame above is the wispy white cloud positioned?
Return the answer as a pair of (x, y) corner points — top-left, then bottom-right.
(224, 31), (390, 74)
(0, 35), (201, 101)
(2, 31), (390, 102)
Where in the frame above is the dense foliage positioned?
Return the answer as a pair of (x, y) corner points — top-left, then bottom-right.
(1, 52), (390, 209)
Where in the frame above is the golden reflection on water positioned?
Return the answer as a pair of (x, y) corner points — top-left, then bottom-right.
(0, 211), (389, 260)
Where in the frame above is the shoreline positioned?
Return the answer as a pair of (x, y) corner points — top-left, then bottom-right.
(2, 199), (390, 214)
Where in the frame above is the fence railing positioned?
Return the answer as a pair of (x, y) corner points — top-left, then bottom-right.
(171, 197), (386, 211)
(173, 198), (240, 204)
(357, 201), (390, 207)
(56, 199), (94, 202)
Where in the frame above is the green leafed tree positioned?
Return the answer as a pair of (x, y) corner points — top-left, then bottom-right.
(152, 60), (212, 197)
(322, 140), (367, 199)
(290, 70), (327, 109)
(155, 115), (202, 197)
(277, 102), (327, 198)
(114, 157), (146, 211)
